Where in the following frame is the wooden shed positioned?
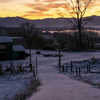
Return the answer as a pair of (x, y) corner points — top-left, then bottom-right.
(0, 36), (13, 60)
(13, 45), (25, 59)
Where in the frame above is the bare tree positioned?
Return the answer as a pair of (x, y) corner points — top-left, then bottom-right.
(31, 34), (47, 49)
(68, 31), (99, 50)
(58, 0), (97, 50)
(53, 32), (69, 50)
(19, 22), (38, 71)
(81, 31), (99, 49)
(53, 30), (99, 51)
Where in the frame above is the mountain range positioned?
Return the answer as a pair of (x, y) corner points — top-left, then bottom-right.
(0, 16), (100, 31)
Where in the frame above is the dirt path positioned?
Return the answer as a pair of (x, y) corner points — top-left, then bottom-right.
(27, 51), (100, 100)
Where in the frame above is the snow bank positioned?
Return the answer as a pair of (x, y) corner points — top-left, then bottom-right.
(0, 50), (100, 100)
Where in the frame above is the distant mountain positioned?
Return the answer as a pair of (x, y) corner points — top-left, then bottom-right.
(0, 17), (29, 28)
(0, 16), (69, 28)
(0, 16), (100, 30)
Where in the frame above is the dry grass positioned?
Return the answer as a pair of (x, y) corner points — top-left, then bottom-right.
(70, 74), (100, 88)
(10, 78), (41, 100)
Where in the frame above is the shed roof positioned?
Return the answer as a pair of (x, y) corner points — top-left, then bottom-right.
(0, 36), (13, 43)
(11, 37), (24, 39)
(13, 45), (25, 52)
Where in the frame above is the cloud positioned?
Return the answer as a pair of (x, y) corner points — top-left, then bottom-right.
(34, 6), (49, 11)
(43, 0), (61, 2)
(22, 2), (64, 11)
(33, 0), (40, 2)
(0, 0), (12, 3)
(21, 10), (53, 19)
(33, 0), (61, 2)
(2, 9), (8, 11)
(47, 3), (64, 8)
(25, 10), (43, 15)
(22, 3), (50, 12)
(20, 1), (65, 19)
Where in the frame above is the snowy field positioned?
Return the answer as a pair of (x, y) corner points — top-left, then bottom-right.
(62, 57), (100, 86)
(0, 50), (100, 100)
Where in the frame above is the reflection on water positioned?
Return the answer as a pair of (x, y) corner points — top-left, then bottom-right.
(46, 30), (100, 35)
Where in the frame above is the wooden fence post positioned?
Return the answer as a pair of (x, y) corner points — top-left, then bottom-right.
(33, 66), (35, 77)
(29, 63), (32, 72)
(18, 63), (22, 72)
(66, 65), (68, 72)
(62, 65), (64, 72)
(10, 62), (13, 74)
(58, 48), (61, 72)
(76, 66), (78, 76)
(88, 63), (90, 72)
(71, 60), (73, 72)
(79, 67), (81, 77)
(87, 64), (89, 73)
(36, 57), (38, 73)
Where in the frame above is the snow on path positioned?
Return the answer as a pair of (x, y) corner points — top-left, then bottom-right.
(27, 51), (100, 100)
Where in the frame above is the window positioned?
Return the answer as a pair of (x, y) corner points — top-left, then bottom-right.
(0, 45), (6, 50)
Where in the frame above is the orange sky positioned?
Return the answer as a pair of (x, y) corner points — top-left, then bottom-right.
(0, 0), (100, 20)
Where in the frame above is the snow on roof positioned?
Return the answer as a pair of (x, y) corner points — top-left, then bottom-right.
(11, 37), (24, 39)
(13, 45), (25, 52)
(0, 36), (13, 43)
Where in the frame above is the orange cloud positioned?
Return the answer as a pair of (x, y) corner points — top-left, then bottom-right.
(20, 2), (65, 19)
(21, 10), (54, 19)
(22, 2), (64, 11)
(47, 3), (64, 8)
(33, 0), (40, 2)
(0, 0), (11, 3)
(34, 6), (49, 11)
(24, 10), (43, 15)
(33, 0), (61, 2)
(2, 9), (8, 11)
(42, 0), (61, 2)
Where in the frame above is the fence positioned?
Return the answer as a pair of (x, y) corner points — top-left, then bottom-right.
(0, 57), (38, 77)
(59, 60), (92, 77)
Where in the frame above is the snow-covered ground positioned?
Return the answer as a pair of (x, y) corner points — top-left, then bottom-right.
(0, 50), (100, 100)
(62, 57), (100, 85)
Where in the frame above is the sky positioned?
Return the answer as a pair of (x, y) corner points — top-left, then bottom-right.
(0, 0), (100, 20)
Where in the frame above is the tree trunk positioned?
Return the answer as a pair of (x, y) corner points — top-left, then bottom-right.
(58, 48), (61, 71)
(30, 49), (31, 64)
(78, 18), (82, 51)
(29, 49), (32, 72)
(79, 27), (82, 50)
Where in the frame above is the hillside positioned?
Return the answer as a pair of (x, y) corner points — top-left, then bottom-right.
(0, 16), (100, 31)
(0, 17), (68, 29)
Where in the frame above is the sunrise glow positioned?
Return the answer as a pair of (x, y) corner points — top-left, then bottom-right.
(0, 0), (100, 20)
